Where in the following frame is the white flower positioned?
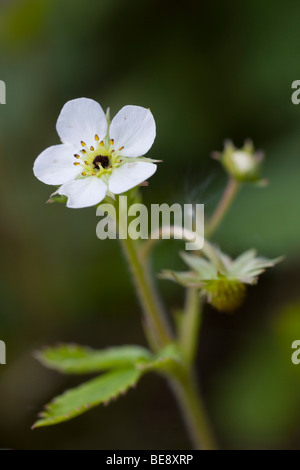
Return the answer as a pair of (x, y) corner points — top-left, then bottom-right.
(33, 98), (158, 208)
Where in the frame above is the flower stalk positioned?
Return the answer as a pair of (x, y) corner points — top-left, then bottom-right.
(120, 232), (216, 449)
(206, 177), (240, 237)
(119, 234), (173, 349)
(118, 205), (216, 449)
(180, 288), (202, 364)
(169, 368), (216, 450)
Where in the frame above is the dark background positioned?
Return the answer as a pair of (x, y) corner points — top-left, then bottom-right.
(0, 0), (300, 449)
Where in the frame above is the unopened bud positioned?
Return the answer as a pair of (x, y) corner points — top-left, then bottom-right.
(216, 140), (263, 182)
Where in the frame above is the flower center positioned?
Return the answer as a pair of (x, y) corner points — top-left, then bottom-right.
(93, 155), (109, 169)
(73, 135), (124, 179)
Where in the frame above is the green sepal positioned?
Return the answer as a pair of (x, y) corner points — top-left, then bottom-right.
(46, 194), (68, 204)
(121, 156), (162, 164)
(159, 269), (203, 288)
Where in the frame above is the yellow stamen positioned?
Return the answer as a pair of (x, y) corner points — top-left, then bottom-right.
(74, 154), (80, 159)
(74, 162), (80, 166)
(81, 149), (87, 154)
(81, 141), (86, 147)
(119, 146), (124, 151)
(90, 146), (94, 151)
(95, 134), (99, 141)
(110, 139), (114, 145)
(100, 140), (104, 147)
(82, 172), (86, 176)
(84, 161), (89, 165)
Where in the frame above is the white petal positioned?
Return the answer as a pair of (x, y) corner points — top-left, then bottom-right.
(110, 105), (156, 157)
(108, 162), (157, 194)
(33, 144), (80, 185)
(56, 98), (108, 147)
(58, 177), (107, 208)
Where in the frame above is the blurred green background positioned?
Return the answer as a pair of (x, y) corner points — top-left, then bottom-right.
(0, 0), (300, 450)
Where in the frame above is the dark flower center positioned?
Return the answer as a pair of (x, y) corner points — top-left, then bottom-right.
(93, 155), (109, 169)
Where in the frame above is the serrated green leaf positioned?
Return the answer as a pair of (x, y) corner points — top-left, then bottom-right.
(32, 368), (141, 428)
(35, 344), (153, 374)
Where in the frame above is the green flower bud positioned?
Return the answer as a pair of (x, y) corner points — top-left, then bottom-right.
(214, 140), (263, 183)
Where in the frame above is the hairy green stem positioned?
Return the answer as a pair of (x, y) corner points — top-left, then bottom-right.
(116, 193), (218, 449)
(180, 288), (202, 364)
(117, 177), (242, 448)
(119, 235), (173, 349)
(169, 368), (216, 450)
(206, 177), (240, 237)
(119, 234), (216, 449)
